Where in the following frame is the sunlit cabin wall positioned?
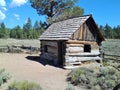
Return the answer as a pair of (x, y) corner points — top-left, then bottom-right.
(64, 23), (101, 66)
(64, 40), (101, 66)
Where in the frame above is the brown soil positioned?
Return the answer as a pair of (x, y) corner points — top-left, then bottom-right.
(0, 53), (84, 90)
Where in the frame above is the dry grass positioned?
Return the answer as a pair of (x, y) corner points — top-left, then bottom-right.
(102, 39), (120, 55)
(0, 39), (40, 47)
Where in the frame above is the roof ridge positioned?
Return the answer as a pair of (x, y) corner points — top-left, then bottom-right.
(53, 14), (92, 23)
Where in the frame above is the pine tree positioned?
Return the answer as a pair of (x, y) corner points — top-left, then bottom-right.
(33, 20), (40, 30)
(0, 22), (9, 38)
(23, 17), (33, 39)
(104, 24), (112, 38)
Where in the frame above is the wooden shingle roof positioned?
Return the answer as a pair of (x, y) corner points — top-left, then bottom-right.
(40, 15), (105, 41)
(40, 15), (91, 40)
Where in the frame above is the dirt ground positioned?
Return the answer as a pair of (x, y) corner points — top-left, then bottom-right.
(0, 53), (84, 90)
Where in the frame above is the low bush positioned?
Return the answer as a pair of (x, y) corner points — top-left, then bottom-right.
(91, 85), (101, 90)
(7, 80), (43, 90)
(117, 64), (120, 68)
(66, 83), (75, 90)
(68, 67), (120, 90)
(0, 69), (11, 86)
(68, 67), (97, 89)
(102, 61), (110, 66)
(7, 48), (23, 53)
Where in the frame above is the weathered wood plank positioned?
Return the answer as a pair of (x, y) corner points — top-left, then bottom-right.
(41, 41), (58, 47)
(40, 38), (69, 40)
(66, 40), (97, 45)
(68, 51), (83, 53)
(83, 23), (87, 40)
(66, 46), (83, 51)
(69, 62), (81, 65)
(91, 50), (100, 54)
(66, 47), (83, 53)
(66, 44), (84, 47)
(65, 52), (100, 56)
(80, 25), (83, 40)
(65, 56), (101, 62)
(91, 44), (99, 49)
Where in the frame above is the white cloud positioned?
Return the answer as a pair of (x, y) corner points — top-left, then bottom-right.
(0, 0), (7, 20)
(14, 14), (20, 20)
(10, 0), (28, 7)
(2, 7), (7, 11)
(0, 10), (6, 20)
(0, 0), (6, 6)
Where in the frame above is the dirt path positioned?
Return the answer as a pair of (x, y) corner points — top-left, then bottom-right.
(0, 53), (81, 90)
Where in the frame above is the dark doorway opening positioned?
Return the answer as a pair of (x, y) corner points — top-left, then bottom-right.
(84, 44), (91, 52)
(58, 41), (63, 65)
(44, 45), (48, 52)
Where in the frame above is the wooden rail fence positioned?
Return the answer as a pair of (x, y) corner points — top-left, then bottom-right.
(104, 53), (120, 61)
(0, 45), (40, 54)
(103, 53), (120, 72)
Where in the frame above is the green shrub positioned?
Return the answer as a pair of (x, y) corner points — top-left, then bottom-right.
(14, 49), (23, 53)
(66, 83), (75, 90)
(79, 74), (88, 84)
(117, 64), (120, 68)
(69, 68), (94, 85)
(0, 69), (11, 86)
(97, 77), (105, 86)
(99, 67), (109, 76)
(108, 67), (116, 75)
(7, 80), (42, 90)
(69, 69), (84, 85)
(92, 85), (101, 90)
(68, 66), (120, 90)
(116, 73), (120, 84)
(8, 48), (23, 53)
(102, 60), (110, 66)
(0, 77), (3, 86)
(105, 80), (115, 89)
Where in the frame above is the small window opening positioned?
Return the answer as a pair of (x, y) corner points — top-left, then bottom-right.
(44, 45), (48, 52)
(84, 45), (91, 52)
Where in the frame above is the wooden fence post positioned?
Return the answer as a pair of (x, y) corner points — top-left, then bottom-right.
(30, 46), (32, 54)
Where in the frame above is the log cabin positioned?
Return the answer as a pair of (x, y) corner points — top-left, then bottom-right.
(40, 15), (105, 68)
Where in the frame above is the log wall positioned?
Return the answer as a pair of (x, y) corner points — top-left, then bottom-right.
(41, 41), (58, 52)
(64, 40), (101, 66)
(40, 40), (102, 67)
(40, 41), (58, 64)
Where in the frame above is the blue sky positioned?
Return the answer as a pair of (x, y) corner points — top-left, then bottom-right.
(0, 0), (120, 28)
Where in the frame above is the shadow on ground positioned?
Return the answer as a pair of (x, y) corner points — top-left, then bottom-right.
(26, 55), (63, 68)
